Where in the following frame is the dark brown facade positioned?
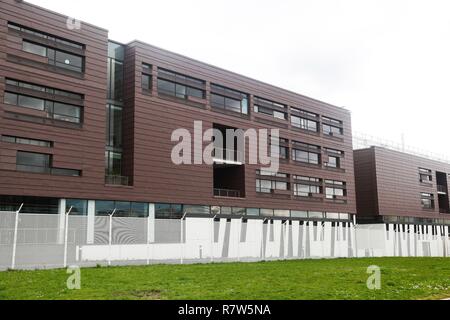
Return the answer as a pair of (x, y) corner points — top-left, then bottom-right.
(0, 0), (356, 217)
(354, 147), (450, 223)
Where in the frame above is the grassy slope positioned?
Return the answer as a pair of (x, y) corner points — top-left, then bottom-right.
(0, 258), (449, 300)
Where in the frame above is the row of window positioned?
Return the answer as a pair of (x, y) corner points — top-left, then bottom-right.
(141, 63), (344, 131)
(255, 170), (347, 200)
(16, 151), (81, 177)
(5, 79), (83, 100)
(1, 135), (52, 148)
(4, 92), (82, 123)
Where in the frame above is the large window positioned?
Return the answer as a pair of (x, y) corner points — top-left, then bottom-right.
(291, 115), (318, 132)
(9, 22), (85, 73)
(323, 117), (344, 136)
(22, 40), (83, 73)
(419, 168), (433, 183)
(270, 137), (289, 159)
(157, 68), (205, 100)
(421, 193), (435, 209)
(142, 63), (152, 91)
(253, 97), (287, 120)
(291, 142), (321, 165)
(325, 180), (347, 200)
(210, 84), (249, 115)
(66, 199), (88, 216)
(16, 151), (81, 176)
(16, 151), (51, 173)
(1, 135), (52, 147)
(324, 149), (344, 169)
(256, 170), (289, 193)
(293, 176), (322, 197)
(294, 184), (321, 197)
(155, 203), (184, 219)
(95, 200), (148, 217)
(4, 92), (82, 123)
(106, 104), (122, 149)
(107, 42), (124, 102)
(105, 151), (122, 176)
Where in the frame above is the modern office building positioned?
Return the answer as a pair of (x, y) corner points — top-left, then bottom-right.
(354, 146), (450, 225)
(0, 0), (356, 222)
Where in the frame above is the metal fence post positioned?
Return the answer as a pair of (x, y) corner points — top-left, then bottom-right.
(211, 215), (216, 263)
(63, 206), (73, 268)
(11, 203), (24, 270)
(147, 214), (150, 265)
(108, 209), (117, 266)
(180, 212), (187, 264)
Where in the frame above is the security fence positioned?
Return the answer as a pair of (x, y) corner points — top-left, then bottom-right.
(0, 209), (449, 271)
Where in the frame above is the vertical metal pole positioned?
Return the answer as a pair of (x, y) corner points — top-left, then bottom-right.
(180, 212), (187, 264)
(147, 214), (150, 265)
(108, 209), (116, 266)
(11, 203), (24, 270)
(63, 206), (73, 268)
(211, 215), (216, 263)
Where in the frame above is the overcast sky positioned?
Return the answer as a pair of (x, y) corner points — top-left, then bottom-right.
(28, 0), (450, 158)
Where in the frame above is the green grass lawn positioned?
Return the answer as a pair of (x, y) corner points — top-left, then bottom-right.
(0, 258), (449, 300)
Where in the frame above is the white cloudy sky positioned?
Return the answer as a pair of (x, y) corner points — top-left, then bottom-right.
(28, 0), (450, 158)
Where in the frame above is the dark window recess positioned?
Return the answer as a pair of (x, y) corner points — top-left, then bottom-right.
(157, 68), (205, 100)
(1, 135), (52, 147)
(253, 96), (287, 120)
(22, 40), (84, 73)
(210, 84), (249, 115)
(16, 151), (80, 176)
(4, 92), (82, 124)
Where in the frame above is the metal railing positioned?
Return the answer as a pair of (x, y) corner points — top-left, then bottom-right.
(214, 188), (241, 198)
(353, 131), (450, 164)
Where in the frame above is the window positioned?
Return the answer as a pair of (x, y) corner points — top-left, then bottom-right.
(419, 168), (433, 183)
(421, 193), (435, 210)
(292, 146), (320, 165)
(106, 104), (122, 149)
(5, 78), (83, 100)
(16, 151), (81, 176)
(16, 151), (50, 174)
(291, 113), (318, 132)
(253, 97), (287, 120)
(325, 156), (340, 168)
(142, 74), (151, 91)
(1, 135), (52, 147)
(9, 22), (83, 50)
(256, 179), (289, 193)
(22, 40), (84, 73)
(294, 184), (321, 197)
(325, 180), (347, 199)
(105, 151), (122, 176)
(142, 63), (152, 91)
(155, 203), (183, 219)
(270, 137), (288, 159)
(66, 199), (88, 216)
(210, 84), (248, 115)
(95, 200), (148, 217)
(4, 92), (82, 124)
(322, 117), (344, 136)
(256, 169), (288, 178)
(157, 68), (205, 100)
